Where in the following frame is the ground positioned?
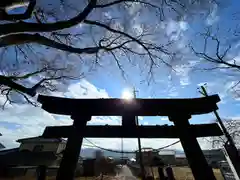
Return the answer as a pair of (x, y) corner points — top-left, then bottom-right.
(0, 167), (224, 180)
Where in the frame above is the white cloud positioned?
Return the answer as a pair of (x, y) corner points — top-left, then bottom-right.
(206, 4), (219, 25)
(65, 79), (109, 99)
(179, 77), (190, 86)
(166, 20), (188, 35)
(179, 21), (188, 31)
(88, 116), (120, 125)
(168, 87), (179, 97)
(174, 64), (191, 86)
(125, 2), (142, 16)
(165, 20), (188, 41)
(225, 81), (238, 91)
(223, 80), (240, 101)
(196, 81), (232, 104)
(218, 55), (240, 69)
(0, 79), (113, 148)
(0, 103), (71, 148)
(132, 23), (144, 36)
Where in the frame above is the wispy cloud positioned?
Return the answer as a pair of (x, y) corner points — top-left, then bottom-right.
(206, 4), (219, 25)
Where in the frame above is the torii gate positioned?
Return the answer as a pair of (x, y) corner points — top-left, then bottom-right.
(37, 94), (223, 180)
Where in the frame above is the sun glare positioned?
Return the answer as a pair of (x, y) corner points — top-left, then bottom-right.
(121, 89), (133, 100)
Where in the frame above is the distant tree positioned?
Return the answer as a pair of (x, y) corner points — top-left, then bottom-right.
(0, 0), (221, 106)
(205, 119), (240, 149)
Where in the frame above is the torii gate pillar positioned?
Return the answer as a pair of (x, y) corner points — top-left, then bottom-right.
(170, 115), (216, 180)
(56, 115), (91, 180)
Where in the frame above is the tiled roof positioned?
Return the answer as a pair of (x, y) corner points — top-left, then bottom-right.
(16, 136), (66, 143)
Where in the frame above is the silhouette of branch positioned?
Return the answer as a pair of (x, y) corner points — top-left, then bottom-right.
(191, 32), (240, 71)
(84, 19), (173, 76)
(0, 67), (83, 108)
(0, 75), (36, 97)
(0, 33), (137, 54)
(0, 0), (96, 36)
(1, 86), (38, 109)
(0, 67), (73, 97)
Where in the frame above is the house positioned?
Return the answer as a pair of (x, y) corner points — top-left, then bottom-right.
(0, 136), (67, 167)
(0, 136), (79, 178)
(174, 149), (226, 167)
(17, 136), (67, 155)
(158, 150), (176, 165)
(175, 154), (188, 166)
(135, 148), (160, 165)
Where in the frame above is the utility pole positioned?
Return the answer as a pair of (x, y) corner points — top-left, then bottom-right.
(133, 88), (145, 180)
(121, 138), (123, 161)
(200, 86), (240, 177)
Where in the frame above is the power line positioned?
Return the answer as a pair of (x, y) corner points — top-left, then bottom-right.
(84, 138), (135, 154)
(158, 140), (180, 150)
(83, 138), (180, 154)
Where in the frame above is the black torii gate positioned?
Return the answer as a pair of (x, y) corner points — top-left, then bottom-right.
(37, 94), (223, 180)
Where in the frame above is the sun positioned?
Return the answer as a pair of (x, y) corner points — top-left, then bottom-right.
(121, 89), (133, 100)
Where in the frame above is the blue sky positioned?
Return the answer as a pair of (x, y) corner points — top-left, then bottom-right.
(1, 0), (240, 151)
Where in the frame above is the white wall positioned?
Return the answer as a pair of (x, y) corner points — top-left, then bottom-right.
(56, 142), (66, 154)
(19, 142), (60, 153)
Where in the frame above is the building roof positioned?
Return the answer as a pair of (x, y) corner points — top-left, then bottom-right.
(0, 148), (19, 155)
(136, 147), (158, 152)
(16, 136), (67, 143)
(0, 142), (5, 149)
(175, 154), (186, 158)
(159, 150), (176, 155)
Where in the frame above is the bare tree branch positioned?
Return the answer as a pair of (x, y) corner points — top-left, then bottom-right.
(0, 66), (77, 97)
(0, 33), (101, 54)
(84, 20), (149, 51)
(0, 0), (97, 36)
(191, 31), (240, 71)
(0, 0), (216, 106)
(84, 19), (173, 73)
(95, 0), (126, 8)
(0, 75), (36, 96)
(0, 33), (138, 55)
